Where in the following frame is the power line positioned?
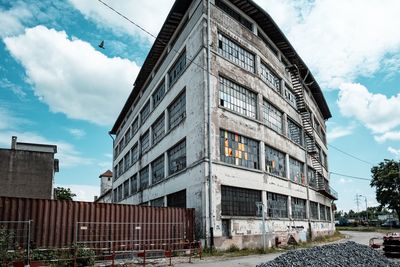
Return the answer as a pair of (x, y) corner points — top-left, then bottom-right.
(329, 171), (371, 181)
(328, 143), (374, 166)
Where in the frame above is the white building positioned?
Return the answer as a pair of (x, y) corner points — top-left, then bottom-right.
(110, 0), (337, 249)
(94, 170), (113, 203)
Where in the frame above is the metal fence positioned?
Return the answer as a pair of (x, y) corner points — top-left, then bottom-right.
(0, 221), (31, 265)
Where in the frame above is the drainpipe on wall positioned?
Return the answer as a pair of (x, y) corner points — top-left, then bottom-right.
(108, 131), (115, 202)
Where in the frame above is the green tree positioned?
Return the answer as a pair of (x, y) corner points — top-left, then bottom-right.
(55, 187), (76, 200)
(370, 159), (400, 220)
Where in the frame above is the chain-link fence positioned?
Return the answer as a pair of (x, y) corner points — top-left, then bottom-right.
(0, 221), (31, 266)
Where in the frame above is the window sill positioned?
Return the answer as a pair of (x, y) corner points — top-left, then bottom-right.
(214, 160), (262, 173)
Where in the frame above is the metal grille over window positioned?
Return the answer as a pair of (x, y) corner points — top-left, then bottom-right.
(287, 118), (303, 146)
(140, 100), (151, 124)
(263, 100), (283, 133)
(168, 139), (186, 175)
(130, 174), (137, 195)
(219, 77), (257, 119)
(260, 62), (281, 93)
(140, 130), (150, 154)
(123, 180), (129, 199)
(140, 166), (149, 190)
(168, 91), (186, 129)
(320, 204), (327, 221)
(289, 157), (305, 184)
(221, 185), (261, 216)
(130, 142), (139, 164)
(310, 201), (319, 220)
(218, 33), (255, 72)
(267, 192), (288, 218)
(152, 114), (165, 144)
(284, 85), (298, 109)
(291, 197), (306, 219)
(215, 0), (253, 31)
(132, 117), (139, 136)
(265, 146), (286, 177)
(168, 50), (186, 87)
(152, 155), (165, 184)
(167, 189), (186, 208)
(220, 129), (259, 169)
(152, 81), (165, 107)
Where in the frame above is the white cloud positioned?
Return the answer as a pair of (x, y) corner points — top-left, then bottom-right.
(256, 0), (400, 88)
(0, 78), (26, 99)
(69, 0), (174, 42)
(0, 107), (29, 130)
(4, 25), (140, 126)
(338, 83), (400, 135)
(338, 177), (352, 184)
(67, 128), (86, 139)
(375, 131), (400, 143)
(388, 147), (400, 158)
(0, 4), (32, 38)
(57, 184), (100, 202)
(327, 123), (355, 141)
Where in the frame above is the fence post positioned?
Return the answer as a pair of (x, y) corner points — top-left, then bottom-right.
(27, 220), (31, 267)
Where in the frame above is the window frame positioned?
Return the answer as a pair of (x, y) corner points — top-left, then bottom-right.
(168, 90), (186, 130)
(151, 155), (165, 184)
(265, 145), (286, 178)
(168, 49), (186, 87)
(168, 139), (187, 175)
(267, 192), (288, 218)
(263, 100), (283, 134)
(221, 185), (261, 217)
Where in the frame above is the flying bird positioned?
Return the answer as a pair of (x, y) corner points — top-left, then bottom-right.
(98, 40), (105, 49)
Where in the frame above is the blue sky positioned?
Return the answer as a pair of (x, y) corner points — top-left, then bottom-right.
(0, 0), (399, 211)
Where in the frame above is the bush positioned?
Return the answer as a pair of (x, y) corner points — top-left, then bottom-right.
(75, 245), (95, 267)
(226, 244), (240, 252)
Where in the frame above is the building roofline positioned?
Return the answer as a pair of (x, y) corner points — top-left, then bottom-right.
(16, 142), (57, 153)
(111, 0), (331, 134)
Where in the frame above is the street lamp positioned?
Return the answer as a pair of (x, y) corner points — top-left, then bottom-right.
(357, 194), (368, 225)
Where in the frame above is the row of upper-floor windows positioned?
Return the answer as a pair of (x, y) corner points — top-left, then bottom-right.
(113, 139), (187, 202)
(114, 90), (186, 179)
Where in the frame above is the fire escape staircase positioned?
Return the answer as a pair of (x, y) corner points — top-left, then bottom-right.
(288, 66), (338, 200)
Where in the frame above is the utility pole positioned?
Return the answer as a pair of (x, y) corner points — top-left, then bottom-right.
(256, 202), (266, 251)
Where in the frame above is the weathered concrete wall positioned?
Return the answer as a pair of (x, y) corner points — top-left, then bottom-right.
(0, 149), (54, 199)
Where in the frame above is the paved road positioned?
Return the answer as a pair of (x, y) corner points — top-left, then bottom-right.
(175, 231), (391, 267)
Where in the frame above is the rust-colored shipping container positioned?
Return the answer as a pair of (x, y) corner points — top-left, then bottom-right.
(0, 196), (194, 249)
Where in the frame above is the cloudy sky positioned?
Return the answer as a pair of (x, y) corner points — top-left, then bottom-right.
(1, 0), (399, 211)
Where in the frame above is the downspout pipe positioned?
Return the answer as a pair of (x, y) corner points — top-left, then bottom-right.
(108, 131), (115, 202)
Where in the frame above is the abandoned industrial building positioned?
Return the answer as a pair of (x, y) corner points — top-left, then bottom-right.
(110, 0), (337, 248)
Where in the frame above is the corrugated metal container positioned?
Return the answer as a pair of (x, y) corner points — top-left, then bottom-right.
(0, 196), (194, 249)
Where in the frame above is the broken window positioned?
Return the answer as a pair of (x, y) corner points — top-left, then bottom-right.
(310, 201), (319, 220)
(123, 179), (129, 199)
(260, 62), (281, 93)
(168, 139), (186, 175)
(124, 151), (131, 172)
(140, 130), (150, 154)
(320, 204), (327, 221)
(291, 197), (306, 219)
(218, 33), (255, 72)
(263, 100), (283, 133)
(168, 50), (186, 87)
(287, 118), (303, 146)
(215, 0), (253, 31)
(152, 81), (165, 108)
(289, 157), (305, 184)
(168, 90), (186, 129)
(150, 197), (164, 207)
(130, 142), (139, 164)
(267, 192), (288, 218)
(219, 76), (257, 119)
(151, 155), (165, 184)
(326, 206), (331, 221)
(132, 117), (139, 136)
(265, 146), (286, 177)
(221, 186), (261, 216)
(284, 85), (298, 109)
(152, 113), (165, 144)
(167, 190), (186, 208)
(308, 167), (317, 188)
(130, 174), (137, 195)
(220, 129), (259, 169)
(140, 100), (151, 124)
(140, 166), (149, 190)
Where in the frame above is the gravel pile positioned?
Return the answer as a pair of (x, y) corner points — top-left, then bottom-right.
(257, 241), (400, 267)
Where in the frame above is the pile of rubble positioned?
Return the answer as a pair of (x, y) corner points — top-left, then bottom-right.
(257, 241), (399, 267)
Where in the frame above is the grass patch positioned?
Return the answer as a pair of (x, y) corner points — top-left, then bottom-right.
(336, 226), (398, 233)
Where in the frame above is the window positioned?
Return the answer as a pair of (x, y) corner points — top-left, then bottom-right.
(220, 129), (259, 169)
(150, 197), (164, 207)
(326, 206), (331, 221)
(130, 174), (137, 194)
(258, 31), (278, 56)
(124, 128), (131, 146)
(168, 91), (186, 129)
(221, 186), (261, 216)
(120, 137), (125, 150)
(112, 189), (117, 203)
(140, 166), (149, 190)
(123, 179), (129, 199)
(260, 62), (281, 93)
(320, 204), (327, 221)
(117, 184), (123, 202)
(287, 118), (303, 146)
(265, 146), (286, 177)
(168, 50), (186, 87)
(322, 151), (328, 169)
(152, 114), (165, 144)
(308, 167), (317, 188)
(152, 81), (165, 107)
(215, 0), (253, 31)
(218, 33), (255, 72)
(289, 157), (305, 184)
(152, 155), (165, 184)
(124, 151), (131, 172)
(140, 100), (151, 124)
(168, 140), (186, 175)
(284, 85), (297, 109)
(310, 201), (319, 220)
(267, 192), (288, 218)
(167, 190), (186, 208)
(131, 143), (139, 164)
(219, 77), (257, 119)
(140, 130), (150, 154)
(305, 133), (313, 152)
(118, 159), (123, 177)
(291, 197), (306, 219)
(114, 145), (119, 158)
(132, 117), (139, 136)
(263, 101), (283, 133)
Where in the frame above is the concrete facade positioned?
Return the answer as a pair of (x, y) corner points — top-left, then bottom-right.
(0, 136), (58, 199)
(110, 0), (336, 248)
